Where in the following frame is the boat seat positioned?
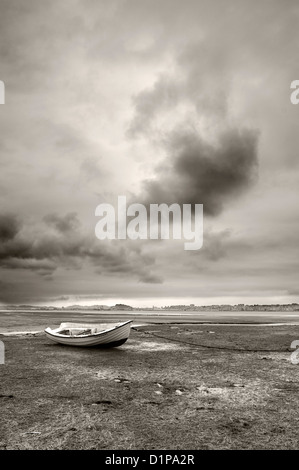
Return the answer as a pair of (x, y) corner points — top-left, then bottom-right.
(56, 328), (98, 336)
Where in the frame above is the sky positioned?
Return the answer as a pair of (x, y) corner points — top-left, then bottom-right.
(0, 0), (298, 307)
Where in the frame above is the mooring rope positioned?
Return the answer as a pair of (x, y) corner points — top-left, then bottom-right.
(132, 328), (290, 353)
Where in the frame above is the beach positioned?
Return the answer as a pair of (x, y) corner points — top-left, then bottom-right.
(1, 314), (299, 449)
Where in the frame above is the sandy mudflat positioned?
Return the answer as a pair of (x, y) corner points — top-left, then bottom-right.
(1, 323), (299, 450)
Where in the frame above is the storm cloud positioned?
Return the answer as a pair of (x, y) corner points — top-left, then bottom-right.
(128, 38), (259, 216)
(0, 214), (21, 242)
(0, 212), (160, 283)
(43, 212), (80, 233)
(135, 127), (258, 216)
(0, 0), (298, 306)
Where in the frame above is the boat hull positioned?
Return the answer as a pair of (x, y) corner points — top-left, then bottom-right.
(44, 320), (132, 347)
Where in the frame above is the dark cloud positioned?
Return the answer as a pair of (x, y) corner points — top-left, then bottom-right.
(0, 214), (21, 242)
(43, 212), (80, 233)
(128, 39), (259, 216)
(139, 273), (163, 284)
(0, 212), (161, 286)
(89, 243), (160, 282)
(136, 127), (258, 215)
(199, 229), (232, 262)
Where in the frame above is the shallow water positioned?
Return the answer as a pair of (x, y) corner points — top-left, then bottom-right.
(1, 309), (299, 334)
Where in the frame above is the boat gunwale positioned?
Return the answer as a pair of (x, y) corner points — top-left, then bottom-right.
(44, 320), (133, 339)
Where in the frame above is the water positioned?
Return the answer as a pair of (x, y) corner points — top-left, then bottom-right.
(1, 309), (299, 334)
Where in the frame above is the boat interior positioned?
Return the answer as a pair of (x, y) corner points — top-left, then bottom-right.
(50, 322), (127, 337)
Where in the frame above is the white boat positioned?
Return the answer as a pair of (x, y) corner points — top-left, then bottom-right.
(44, 320), (132, 347)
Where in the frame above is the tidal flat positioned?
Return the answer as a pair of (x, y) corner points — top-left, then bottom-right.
(1, 323), (299, 450)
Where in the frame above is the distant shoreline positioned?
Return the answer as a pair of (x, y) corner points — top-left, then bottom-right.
(1, 303), (299, 312)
